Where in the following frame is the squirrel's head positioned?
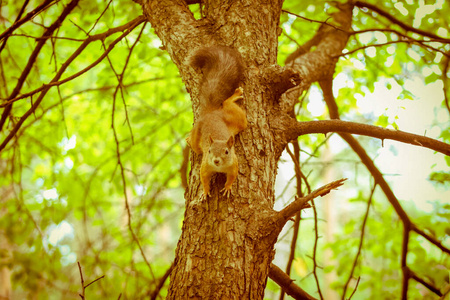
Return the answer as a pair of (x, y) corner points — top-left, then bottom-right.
(206, 136), (235, 169)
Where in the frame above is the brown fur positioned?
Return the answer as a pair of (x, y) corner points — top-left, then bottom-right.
(187, 46), (247, 198)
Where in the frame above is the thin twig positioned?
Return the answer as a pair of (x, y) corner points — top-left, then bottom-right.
(311, 198), (323, 300)
(111, 52), (156, 280)
(341, 184), (376, 299)
(409, 269), (443, 296)
(281, 9), (346, 33)
(0, 16), (145, 152)
(87, 0), (113, 35)
(0, 0), (57, 42)
(411, 226), (450, 255)
(150, 263), (174, 300)
(77, 262), (105, 299)
(78, 262), (85, 299)
(276, 179), (347, 227)
(0, 16), (147, 108)
(106, 21), (148, 145)
(0, 0), (80, 131)
(348, 277), (361, 300)
(0, 0), (31, 53)
(354, 1), (450, 43)
(338, 38), (450, 58)
(84, 275), (105, 289)
(280, 142), (306, 300)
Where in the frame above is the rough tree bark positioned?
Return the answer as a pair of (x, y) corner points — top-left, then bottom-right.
(135, 0), (352, 298)
(132, 0), (450, 298)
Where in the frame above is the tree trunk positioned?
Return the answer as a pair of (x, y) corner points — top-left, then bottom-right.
(138, 0), (351, 298)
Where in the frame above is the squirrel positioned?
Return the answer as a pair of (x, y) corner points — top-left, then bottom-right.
(187, 46), (247, 199)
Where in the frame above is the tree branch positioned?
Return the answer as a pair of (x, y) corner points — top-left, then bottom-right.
(0, 0), (80, 131)
(279, 2), (353, 111)
(287, 119), (450, 156)
(342, 184), (376, 300)
(275, 179), (346, 229)
(269, 264), (317, 300)
(407, 267), (443, 297)
(319, 76), (450, 299)
(400, 223), (411, 300)
(111, 37), (155, 280)
(0, 0), (56, 43)
(412, 225), (450, 255)
(0, 16), (147, 108)
(354, 1), (450, 43)
(150, 263), (174, 300)
(311, 197), (323, 300)
(0, 0), (31, 54)
(0, 16), (145, 152)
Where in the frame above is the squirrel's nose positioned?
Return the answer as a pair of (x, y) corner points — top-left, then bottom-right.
(214, 159), (220, 165)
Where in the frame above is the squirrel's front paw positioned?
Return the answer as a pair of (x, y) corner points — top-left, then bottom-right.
(221, 187), (232, 198)
(234, 87), (243, 98)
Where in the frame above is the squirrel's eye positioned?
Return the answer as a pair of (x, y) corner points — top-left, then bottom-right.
(225, 150), (229, 155)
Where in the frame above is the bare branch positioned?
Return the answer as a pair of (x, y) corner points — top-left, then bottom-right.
(401, 223), (411, 300)
(319, 75), (449, 300)
(342, 184), (376, 299)
(84, 275), (105, 289)
(408, 268), (443, 297)
(269, 264), (317, 300)
(110, 28), (155, 279)
(0, 16), (147, 108)
(0, 16), (145, 152)
(0, 0), (80, 131)
(412, 226), (450, 255)
(77, 262), (105, 299)
(0, 0), (31, 53)
(288, 119), (450, 156)
(339, 37), (450, 59)
(348, 277), (361, 300)
(275, 179), (347, 229)
(354, 1), (450, 43)
(311, 198), (323, 300)
(0, 0), (56, 43)
(281, 9), (346, 33)
(150, 263), (174, 300)
(280, 142), (309, 300)
(338, 39), (450, 59)
(78, 262), (85, 299)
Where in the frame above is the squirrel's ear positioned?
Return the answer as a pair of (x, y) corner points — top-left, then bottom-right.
(227, 136), (234, 147)
(209, 135), (214, 144)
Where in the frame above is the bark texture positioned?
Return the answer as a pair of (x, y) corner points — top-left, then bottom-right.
(140, 0), (352, 298)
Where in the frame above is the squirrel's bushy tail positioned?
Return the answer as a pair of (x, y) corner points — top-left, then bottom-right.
(190, 46), (244, 109)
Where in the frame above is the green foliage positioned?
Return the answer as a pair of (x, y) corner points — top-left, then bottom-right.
(1, 0), (449, 299)
(429, 171), (450, 186)
(273, 0), (450, 299)
(1, 0), (188, 298)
